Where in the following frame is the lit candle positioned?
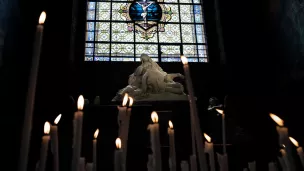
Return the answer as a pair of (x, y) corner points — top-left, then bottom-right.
(38, 122), (50, 171)
(190, 155), (197, 171)
(248, 161), (256, 171)
(269, 113), (296, 171)
(114, 138), (123, 171)
(215, 109), (226, 154)
(18, 11), (46, 171)
(51, 114), (61, 171)
(277, 156), (287, 171)
(72, 95), (85, 171)
(93, 129), (99, 171)
(117, 94), (128, 136)
(280, 147), (291, 171)
(148, 111), (162, 171)
(122, 96), (133, 171)
(86, 163), (93, 171)
(289, 137), (304, 168)
(204, 133), (215, 171)
(168, 120), (176, 171)
(181, 161), (190, 171)
(181, 55), (208, 171)
(268, 162), (278, 171)
(147, 154), (154, 171)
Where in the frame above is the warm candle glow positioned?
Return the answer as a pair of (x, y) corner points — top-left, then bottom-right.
(204, 133), (211, 143)
(269, 113), (284, 126)
(151, 111), (159, 123)
(44, 122), (51, 134)
(289, 137), (299, 147)
(180, 55), (188, 65)
(54, 114), (61, 124)
(169, 120), (173, 129)
(216, 109), (224, 115)
(94, 129), (99, 139)
(128, 97), (134, 107)
(77, 95), (84, 110)
(39, 11), (46, 24)
(122, 93), (128, 106)
(115, 138), (121, 149)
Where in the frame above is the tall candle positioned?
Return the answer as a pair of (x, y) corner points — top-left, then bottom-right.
(277, 156), (287, 171)
(268, 162), (278, 171)
(79, 157), (85, 171)
(18, 11), (46, 171)
(93, 129), (99, 171)
(71, 95), (85, 171)
(147, 154), (154, 171)
(114, 138), (123, 171)
(122, 96), (133, 171)
(270, 114), (296, 171)
(117, 94), (128, 136)
(181, 56), (208, 171)
(204, 133), (215, 171)
(148, 111), (162, 171)
(190, 155), (197, 171)
(51, 114), (61, 171)
(38, 122), (51, 171)
(168, 120), (176, 171)
(86, 163), (93, 171)
(215, 109), (226, 154)
(217, 153), (228, 171)
(280, 148), (291, 171)
(181, 161), (190, 171)
(289, 137), (304, 168)
(248, 161), (256, 171)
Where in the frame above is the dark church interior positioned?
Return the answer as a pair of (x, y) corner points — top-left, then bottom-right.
(1, 0), (304, 170)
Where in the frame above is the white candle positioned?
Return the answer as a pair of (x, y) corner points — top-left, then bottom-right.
(117, 94), (128, 136)
(93, 129), (99, 171)
(270, 114), (296, 171)
(38, 122), (50, 171)
(148, 111), (162, 171)
(86, 163), (93, 171)
(181, 56), (208, 171)
(114, 138), (123, 171)
(79, 157), (85, 171)
(248, 161), (256, 171)
(204, 133), (215, 171)
(217, 153), (228, 171)
(168, 120), (176, 171)
(268, 162), (278, 171)
(190, 155), (197, 171)
(147, 154), (154, 171)
(280, 148), (291, 171)
(216, 109), (226, 154)
(289, 137), (304, 168)
(122, 96), (133, 171)
(18, 11), (46, 171)
(72, 95), (85, 171)
(277, 157), (287, 171)
(181, 161), (190, 171)
(51, 114), (61, 171)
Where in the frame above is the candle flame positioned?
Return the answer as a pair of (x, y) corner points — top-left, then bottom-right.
(94, 129), (99, 139)
(180, 55), (188, 65)
(151, 111), (158, 123)
(44, 122), (51, 134)
(77, 95), (84, 110)
(204, 133), (211, 143)
(269, 113), (284, 126)
(169, 120), (173, 129)
(54, 114), (61, 124)
(289, 137), (299, 147)
(128, 97), (133, 107)
(39, 11), (46, 24)
(216, 109), (224, 115)
(115, 138), (121, 149)
(282, 144), (286, 148)
(122, 93), (128, 106)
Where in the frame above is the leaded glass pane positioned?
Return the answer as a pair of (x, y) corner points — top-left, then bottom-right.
(136, 44), (158, 57)
(112, 3), (130, 21)
(87, 22), (95, 31)
(198, 45), (207, 57)
(199, 58), (208, 62)
(111, 23), (134, 42)
(111, 58), (134, 61)
(161, 58), (181, 62)
(111, 44), (134, 56)
(95, 43), (110, 56)
(85, 56), (94, 61)
(194, 5), (203, 23)
(159, 24), (181, 43)
(164, 4), (179, 22)
(96, 2), (111, 20)
(181, 24), (196, 43)
(195, 24), (205, 43)
(86, 32), (94, 41)
(183, 45), (197, 57)
(95, 22), (110, 41)
(136, 58), (159, 62)
(180, 5), (194, 23)
(161, 45), (180, 57)
(95, 57), (110, 61)
(135, 31), (158, 42)
(164, 0), (178, 3)
(179, 0), (191, 3)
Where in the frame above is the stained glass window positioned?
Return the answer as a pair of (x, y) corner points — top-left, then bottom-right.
(85, 0), (208, 62)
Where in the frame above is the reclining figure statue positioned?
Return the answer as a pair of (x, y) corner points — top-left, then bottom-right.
(113, 54), (187, 101)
